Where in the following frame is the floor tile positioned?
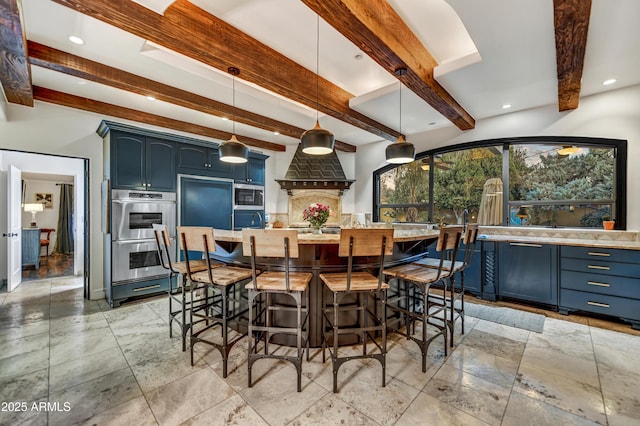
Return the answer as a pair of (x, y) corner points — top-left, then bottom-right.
(49, 346), (129, 392)
(445, 344), (519, 388)
(397, 392), (489, 426)
(289, 392), (380, 426)
(48, 367), (143, 425)
(181, 393), (268, 426)
(385, 333), (446, 390)
(0, 346), (49, 381)
(502, 390), (600, 426)
(0, 318), (50, 342)
(76, 395), (158, 426)
(0, 397), (48, 426)
(0, 367), (49, 403)
(423, 364), (511, 426)
(146, 367), (235, 426)
(240, 363), (327, 425)
(0, 331), (49, 361)
(514, 363), (606, 424)
(520, 343), (599, 387)
(456, 328), (526, 363)
(471, 318), (530, 343)
(49, 326), (119, 366)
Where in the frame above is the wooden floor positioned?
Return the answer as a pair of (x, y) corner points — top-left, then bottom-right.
(22, 253), (74, 282)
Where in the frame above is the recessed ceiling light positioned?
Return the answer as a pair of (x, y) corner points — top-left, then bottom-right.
(602, 78), (617, 86)
(273, 131), (280, 135)
(221, 117), (229, 121)
(353, 53), (363, 60)
(69, 35), (84, 45)
(146, 96), (156, 101)
(76, 80), (87, 85)
(502, 104), (512, 109)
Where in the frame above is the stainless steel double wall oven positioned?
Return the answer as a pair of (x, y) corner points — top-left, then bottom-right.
(111, 189), (176, 283)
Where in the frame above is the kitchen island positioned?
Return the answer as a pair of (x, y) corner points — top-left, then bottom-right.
(209, 227), (439, 347)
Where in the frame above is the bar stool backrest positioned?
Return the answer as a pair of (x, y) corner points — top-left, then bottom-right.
(152, 223), (172, 272)
(338, 228), (394, 291)
(177, 226), (217, 281)
(462, 224), (479, 267)
(242, 229), (300, 292)
(434, 226), (463, 280)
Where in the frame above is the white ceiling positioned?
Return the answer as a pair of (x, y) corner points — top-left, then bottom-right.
(18, 0), (640, 149)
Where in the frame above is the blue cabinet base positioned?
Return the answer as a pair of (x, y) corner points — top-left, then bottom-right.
(108, 276), (173, 308)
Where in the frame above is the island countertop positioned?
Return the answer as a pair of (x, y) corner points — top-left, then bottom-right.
(212, 228), (440, 244)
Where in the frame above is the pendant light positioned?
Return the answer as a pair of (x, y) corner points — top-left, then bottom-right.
(219, 66), (249, 163)
(385, 68), (415, 164)
(300, 14), (334, 155)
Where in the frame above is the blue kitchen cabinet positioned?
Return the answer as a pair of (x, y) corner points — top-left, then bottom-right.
(559, 246), (640, 329)
(179, 176), (233, 230)
(111, 132), (176, 191)
(234, 209), (265, 230)
(425, 239), (482, 296)
(177, 144), (234, 179)
(234, 154), (266, 184)
(498, 242), (558, 306)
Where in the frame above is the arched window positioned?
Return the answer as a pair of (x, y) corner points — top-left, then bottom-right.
(373, 136), (627, 229)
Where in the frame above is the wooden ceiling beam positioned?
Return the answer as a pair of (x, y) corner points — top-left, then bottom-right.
(553, 0), (592, 111)
(0, 0), (33, 106)
(50, 0), (399, 142)
(27, 41), (355, 153)
(33, 86), (286, 152)
(302, 0), (475, 131)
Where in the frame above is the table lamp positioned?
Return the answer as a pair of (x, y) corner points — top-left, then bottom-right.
(24, 203), (44, 227)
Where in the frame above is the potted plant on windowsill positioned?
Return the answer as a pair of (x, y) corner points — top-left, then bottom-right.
(602, 214), (615, 230)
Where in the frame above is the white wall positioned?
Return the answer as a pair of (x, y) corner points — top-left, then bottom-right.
(355, 84), (640, 230)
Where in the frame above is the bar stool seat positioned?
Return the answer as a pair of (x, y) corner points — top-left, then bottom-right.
(384, 226), (463, 372)
(319, 228), (394, 393)
(178, 226), (253, 378)
(153, 225), (221, 352)
(243, 229), (312, 392)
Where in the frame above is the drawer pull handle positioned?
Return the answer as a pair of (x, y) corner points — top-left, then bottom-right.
(133, 284), (161, 292)
(509, 243), (542, 248)
(587, 265), (610, 271)
(587, 301), (610, 308)
(588, 252), (611, 257)
(587, 281), (610, 287)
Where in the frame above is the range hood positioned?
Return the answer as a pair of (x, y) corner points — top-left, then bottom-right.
(276, 145), (354, 195)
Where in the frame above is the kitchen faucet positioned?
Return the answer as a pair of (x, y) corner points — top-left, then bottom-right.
(250, 211), (263, 228)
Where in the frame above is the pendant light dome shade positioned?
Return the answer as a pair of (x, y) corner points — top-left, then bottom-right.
(219, 134), (248, 163)
(385, 135), (416, 164)
(219, 66), (248, 164)
(301, 120), (334, 155)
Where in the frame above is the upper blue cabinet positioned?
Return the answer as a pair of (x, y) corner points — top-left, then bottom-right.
(234, 154), (267, 185)
(110, 132), (176, 192)
(176, 144), (234, 179)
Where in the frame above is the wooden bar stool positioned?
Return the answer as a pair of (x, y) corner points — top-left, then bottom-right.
(152, 224), (217, 351)
(319, 228), (394, 393)
(242, 229), (312, 392)
(413, 224), (479, 347)
(384, 226), (462, 372)
(178, 226), (253, 377)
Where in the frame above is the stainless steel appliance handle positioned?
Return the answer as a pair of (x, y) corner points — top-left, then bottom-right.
(509, 242), (542, 248)
(112, 200), (176, 204)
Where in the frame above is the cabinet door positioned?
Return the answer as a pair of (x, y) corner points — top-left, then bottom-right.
(247, 157), (265, 184)
(208, 149), (235, 179)
(146, 138), (176, 191)
(498, 242), (557, 305)
(234, 210), (264, 230)
(177, 145), (211, 174)
(179, 176), (233, 230)
(112, 133), (145, 189)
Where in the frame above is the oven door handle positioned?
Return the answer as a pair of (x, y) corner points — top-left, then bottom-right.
(112, 200), (176, 205)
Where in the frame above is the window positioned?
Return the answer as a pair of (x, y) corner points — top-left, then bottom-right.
(373, 137), (626, 229)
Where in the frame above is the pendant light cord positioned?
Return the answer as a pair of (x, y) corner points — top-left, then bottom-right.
(315, 14), (320, 122)
(232, 73), (236, 135)
(399, 81), (402, 135)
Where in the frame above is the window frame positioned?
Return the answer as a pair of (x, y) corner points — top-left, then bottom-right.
(373, 136), (627, 229)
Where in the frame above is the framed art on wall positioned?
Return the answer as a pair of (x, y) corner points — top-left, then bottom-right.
(35, 193), (53, 209)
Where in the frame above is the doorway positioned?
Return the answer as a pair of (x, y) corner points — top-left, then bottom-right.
(1, 150), (88, 297)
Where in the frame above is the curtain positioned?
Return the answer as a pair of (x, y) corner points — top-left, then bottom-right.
(54, 184), (74, 253)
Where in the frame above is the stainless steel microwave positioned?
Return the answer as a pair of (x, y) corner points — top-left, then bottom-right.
(233, 184), (264, 210)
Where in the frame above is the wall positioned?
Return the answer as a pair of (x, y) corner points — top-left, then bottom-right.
(21, 179), (61, 251)
(355, 84), (640, 230)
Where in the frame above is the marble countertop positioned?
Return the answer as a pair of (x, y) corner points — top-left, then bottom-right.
(477, 226), (640, 250)
(213, 228), (440, 244)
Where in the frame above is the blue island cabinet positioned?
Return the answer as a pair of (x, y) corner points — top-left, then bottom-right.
(560, 246), (640, 329)
(497, 242), (558, 306)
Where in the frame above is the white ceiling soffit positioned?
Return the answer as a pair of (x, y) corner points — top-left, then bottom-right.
(131, 0), (176, 15)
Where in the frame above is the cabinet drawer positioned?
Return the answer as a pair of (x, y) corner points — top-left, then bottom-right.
(111, 277), (168, 302)
(560, 270), (640, 299)
(560, 289), (640, 321)
(561, 257), (640, 278)
(561, 246), (640, 264)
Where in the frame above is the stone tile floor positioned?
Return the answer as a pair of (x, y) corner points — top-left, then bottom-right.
(1, 276), (640, 425)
